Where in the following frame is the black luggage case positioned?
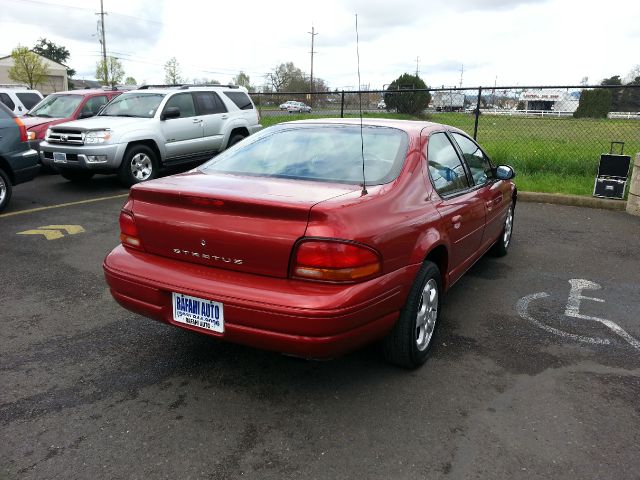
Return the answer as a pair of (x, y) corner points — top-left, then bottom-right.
(593, 142), (631, 200)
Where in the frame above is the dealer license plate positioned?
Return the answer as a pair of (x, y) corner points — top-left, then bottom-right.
(172, 292), (224, 333)
(53, 152), (67, 163)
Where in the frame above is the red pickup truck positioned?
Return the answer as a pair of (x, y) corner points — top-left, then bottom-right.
(22, 88), (122, 154)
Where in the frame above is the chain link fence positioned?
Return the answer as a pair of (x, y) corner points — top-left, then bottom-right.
(251, 85), (640, 195)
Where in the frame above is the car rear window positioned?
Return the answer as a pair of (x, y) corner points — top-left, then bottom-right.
(201, 125), (409, 186)
(223, 91), (254, 110)
(0, 102), (13, 118)
(16, 92), (42, 109)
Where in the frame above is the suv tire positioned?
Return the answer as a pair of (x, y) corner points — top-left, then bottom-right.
(118, 145), (158, 186)
(0, 168), (12, 213)
(60, 170), (95, 183)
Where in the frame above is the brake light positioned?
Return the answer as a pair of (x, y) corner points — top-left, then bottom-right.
(14, 117), (27, 142)
(119, 209), (143, 251)
(291, 239), (382, 282)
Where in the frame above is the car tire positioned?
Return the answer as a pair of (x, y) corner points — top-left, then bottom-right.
(383, 260), (441, 368)
(60, 170), (95, 183)
(118, 145), (158, 187)
(490, 202), (515, 257)
(0, 168), (12, 213)
(226, 134), (246, 150)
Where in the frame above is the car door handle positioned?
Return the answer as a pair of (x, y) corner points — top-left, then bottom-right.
(192, 118), (203, 123)
(221, 114), (229, 119)
(452, 215), (462, 229)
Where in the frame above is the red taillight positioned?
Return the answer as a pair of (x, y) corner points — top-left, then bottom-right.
(291, 239), (382, 282)
(119, 209), (143, 250)
(14, 117), (27, 142)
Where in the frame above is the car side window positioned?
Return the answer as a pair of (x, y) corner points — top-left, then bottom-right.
(451, 132), (493, 185)
(0, 93), (15, 110)
(80, 95), (108, 117)
(427, 132), (470, 196)
(193, 92), (227, 115)
(163, 93), (196, 118)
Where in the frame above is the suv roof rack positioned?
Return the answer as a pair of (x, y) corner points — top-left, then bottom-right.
(178, 84), (240, 90)
(137, 84), (186, 90)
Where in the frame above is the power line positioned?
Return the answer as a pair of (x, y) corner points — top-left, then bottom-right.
(3, 0), (164, 25)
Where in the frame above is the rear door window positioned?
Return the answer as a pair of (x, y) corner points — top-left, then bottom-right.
(16, 92), (42, 110)
(0, 93), (15, 110)
(193, 92), (228, 115)
(223, 91), (253, 110)
(427, 132), (470, 196)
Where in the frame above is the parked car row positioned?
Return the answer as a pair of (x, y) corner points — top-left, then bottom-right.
(278, 100), (312, 113)
(0, 84), (262, 210)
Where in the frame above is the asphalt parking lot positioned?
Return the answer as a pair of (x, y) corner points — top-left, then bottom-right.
(1, 173), (639, 480)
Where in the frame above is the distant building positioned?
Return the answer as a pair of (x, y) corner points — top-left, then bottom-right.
(72, 79), (102, 90)
(0, 52), (68, 94)
(519, 89), (579, 112)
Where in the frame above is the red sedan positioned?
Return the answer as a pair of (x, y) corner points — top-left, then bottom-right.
(103, 119), (516, 368)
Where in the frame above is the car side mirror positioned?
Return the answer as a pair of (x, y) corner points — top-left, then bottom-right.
(161, 106), (181, 120)
(495, 165), (516, 180)
(79, 111), (94, 119)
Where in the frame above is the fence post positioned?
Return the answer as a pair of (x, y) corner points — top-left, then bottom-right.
(473, 86), (482, 140)
(340, 91), (345, 118)
(627, 153), (640, 217)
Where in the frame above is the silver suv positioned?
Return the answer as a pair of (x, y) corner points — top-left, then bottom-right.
(39, 85), (261, 185)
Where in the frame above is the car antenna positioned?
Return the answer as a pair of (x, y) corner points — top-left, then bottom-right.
(355, 13), (367, 196)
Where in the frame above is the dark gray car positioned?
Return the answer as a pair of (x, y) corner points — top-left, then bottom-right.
(0, 103), (40, 212)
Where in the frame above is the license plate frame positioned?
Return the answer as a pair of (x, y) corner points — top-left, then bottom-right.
(171, 292), (224, 333)
(53, 152), (67, 163)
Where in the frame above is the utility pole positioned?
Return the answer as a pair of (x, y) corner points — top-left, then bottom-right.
(459, 64), (464, 88)
(96, 0), (108, 85)
(415, 56), (420, 77)
(308, 25), (318, 106)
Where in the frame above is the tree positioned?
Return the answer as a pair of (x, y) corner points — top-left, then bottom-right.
(573, 89), (612, 118)
(164, 57), (182, 84)
(233, 71), (252, 90)
(384, 73), (431, 116)
(267, 62), (305, 92)
(8, 46), (49, 89)
(124, 76), (137, 85)
(600, 75), (623, 111)
(32, 37), (75, 78)
(96, 56), (124, 87)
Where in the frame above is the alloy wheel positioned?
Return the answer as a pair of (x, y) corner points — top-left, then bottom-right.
(130, 153), (153, 181)
(416, 278), (438, 351)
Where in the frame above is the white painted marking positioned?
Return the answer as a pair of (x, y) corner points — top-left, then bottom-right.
(516, 293), (609, 345)
(565, 279), (640, 350)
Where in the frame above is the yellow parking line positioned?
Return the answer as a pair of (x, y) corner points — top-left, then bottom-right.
(0, 193), (129, 219)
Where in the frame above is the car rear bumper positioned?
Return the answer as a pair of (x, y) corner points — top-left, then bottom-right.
(103, 245), (420, 359)
(7, 149), (40, 184)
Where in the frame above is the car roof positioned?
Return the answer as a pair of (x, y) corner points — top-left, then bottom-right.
(50, 89), (121, 96)
(281, 118), (465, 137)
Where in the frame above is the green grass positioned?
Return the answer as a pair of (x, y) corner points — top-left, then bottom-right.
(258, 111), (640, 196)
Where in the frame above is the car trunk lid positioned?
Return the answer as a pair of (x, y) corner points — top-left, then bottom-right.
(129, 171), (358, 278)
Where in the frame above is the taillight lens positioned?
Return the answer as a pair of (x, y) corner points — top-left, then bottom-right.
(14, 117), (27, 142)
(119, 209), (143, 250)
(291, 239), (382, 282)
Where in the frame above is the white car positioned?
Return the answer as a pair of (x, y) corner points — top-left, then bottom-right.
(287, 101), (312, 113)
(0, 85), (43, 115)
(279, 101), (297, 110)
(377, 100), (386, 110)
